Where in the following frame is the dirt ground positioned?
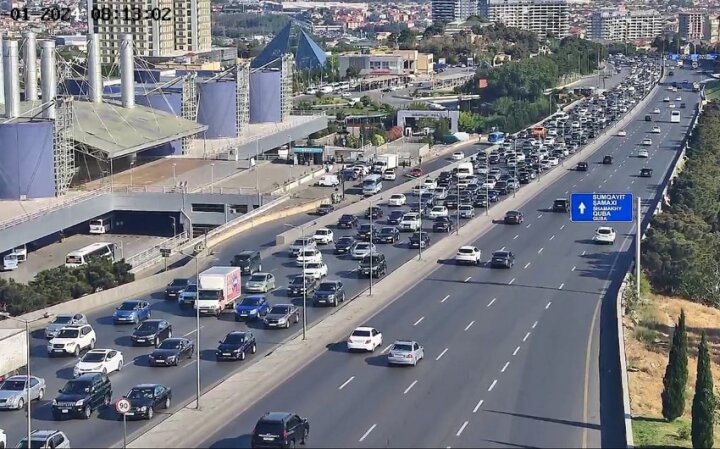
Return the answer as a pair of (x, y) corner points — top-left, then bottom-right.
(624, 294), (720, 446)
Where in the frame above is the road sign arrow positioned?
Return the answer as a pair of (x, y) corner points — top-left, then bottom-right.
(578, 202), (586, 215)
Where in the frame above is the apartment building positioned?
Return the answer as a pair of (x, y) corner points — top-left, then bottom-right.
(432, 0), (477, 24)
(87, 0), (212, 63)
(588, 8), (664, 42)
(678, 11), (719, 43)
(477, 0), (569, 39)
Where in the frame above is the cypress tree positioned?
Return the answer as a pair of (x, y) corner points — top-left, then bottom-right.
(692, 332), (715, 449)
(662, 310), (689, 421)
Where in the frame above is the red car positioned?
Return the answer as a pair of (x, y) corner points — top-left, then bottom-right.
(409, 168), (424, 178)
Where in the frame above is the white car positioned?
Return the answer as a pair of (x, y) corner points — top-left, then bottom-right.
(305, 88), (317, 95)
(637, 149), (649, 158)
(73, 349), (123, 377)
(411, 184), (429, 196)
(651, 126), (660, 134)
(47, 324), (96, 357)
(388, 194), (406, 206)
(351, 242), (376, 259)
(313, 228), (334, 245)
(428, 206), (448, 219)
(451, 151), (465, 161)
(0, 429), (5, 449)
(303, 262), (328, 280)
(400, 213), (422, 232)
(617, 129), (627, 137)
(593, 226), (616, 244)
(668, 103), (676, 109)
(675, 96), (682, 101)
(423, 178), (438, 190)
(383, 169), (396, 181)
(547, 157), (559, 166)
(455, 246), (481, 265)
(296, 248), (323, 265)
(663, 97), (670, 102)
(653, 108), (661, 114)
(347, 327), (383, 352)
(482, 179), (496, 189)
(641, 138), (652, 146)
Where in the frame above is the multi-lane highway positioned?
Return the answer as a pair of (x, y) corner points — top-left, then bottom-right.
(0, 136), (508, 448)
(196, 71), (702, 448)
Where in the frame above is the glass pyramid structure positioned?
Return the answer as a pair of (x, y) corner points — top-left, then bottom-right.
(251, 23), (327, 71)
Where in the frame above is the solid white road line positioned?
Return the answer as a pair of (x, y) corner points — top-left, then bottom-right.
(441, 295), (450, 303)
(404, 380), (418, 395)
(546, 301), (552, 309)
(508, 278), (515, 285)
(501, 361), (510, 373)
(524, 262), (531, 269)
(513, 346), (520, 356)
(473, 399), (484, 413)
(464, 276), (472, 282)
(464, 321), (475, 331)
(359, 424), (377, 442)
(456, 421), (469, 437)
(487, 298), (496, 307)
(559, 283), (565, 290)
(338, 376), (355, 390)
(436, 348), (449, 361)
(413, 317), (424, 326)
(532, 321), (538, 329)
(523, 332), (531, 342)
(488, 379), (498, 392)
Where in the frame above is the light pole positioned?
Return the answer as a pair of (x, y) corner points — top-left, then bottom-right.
(456, 177), (460, 235)
(417, 178), (423, 260)
(513, 140), (517, 198)
(366, 197), (381, 296)
(0, 312), (51, 447)
(284, 221), (316, 340)
(210, 163), (215, 193)
(172, 163), (177, 185)
(130, 161), (135, 187)
(180, 243), (203, 409)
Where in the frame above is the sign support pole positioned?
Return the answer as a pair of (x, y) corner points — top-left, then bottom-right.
(636, 196), (641, 302)
(123, 413), (127, 449)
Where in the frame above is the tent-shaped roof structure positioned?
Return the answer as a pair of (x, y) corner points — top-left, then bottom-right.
(251, 23), (327, 71)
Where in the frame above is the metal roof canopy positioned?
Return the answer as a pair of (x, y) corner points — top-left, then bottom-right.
(0, 99), (207, 160)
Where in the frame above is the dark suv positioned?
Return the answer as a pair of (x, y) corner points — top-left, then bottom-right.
(251, 412), (310, 448)
(312, 280), (346, 307)
(231, 250), (262, 275)
(358, 253), (387, 278)
(552, 199), (569, 213)
(164, 278), (192, 300)
(52, 373), (112, 420)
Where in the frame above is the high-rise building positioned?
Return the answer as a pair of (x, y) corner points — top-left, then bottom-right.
(589, 8), (663, 42)
(477, 0), (569, 39)
(678, 11), (719, 43)
(432, 0), (477, 25)
(87, 0), (212, 63)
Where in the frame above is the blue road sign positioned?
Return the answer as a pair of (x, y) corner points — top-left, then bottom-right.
(570, 193), (634, 222)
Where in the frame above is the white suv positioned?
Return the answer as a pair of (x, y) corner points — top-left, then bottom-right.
(313, 228), (334, 245)
(47, 324), (96, 357)
(455, 246), (482, 265)
(400, 213), (421, 232)
(593, 227), (616, 244)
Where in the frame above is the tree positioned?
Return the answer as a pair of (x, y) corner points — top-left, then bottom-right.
(662, 309), (689, 421)
(360, 95), (373, 107)
(345, 66), (360, 81)
(433, 118), (451, 142)
(692, 332), (715, 448)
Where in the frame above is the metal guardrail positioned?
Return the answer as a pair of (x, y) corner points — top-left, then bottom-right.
(126, 231), (191, 273)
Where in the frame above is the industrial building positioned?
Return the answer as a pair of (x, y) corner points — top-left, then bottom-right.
(588, 8), (664, 42)
(431, 0), (477, 24)
(477, 0), (570, 39)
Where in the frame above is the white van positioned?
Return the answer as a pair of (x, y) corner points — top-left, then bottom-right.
(317, 174), (340, 187)
(89, 215), (112, 234)
(456, 162), (474, 179)
(670, 111), (681, 123)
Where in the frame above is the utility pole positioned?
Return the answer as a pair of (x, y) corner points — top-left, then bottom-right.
(636, 196), (641, 301)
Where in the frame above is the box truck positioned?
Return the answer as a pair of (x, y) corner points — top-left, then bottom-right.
(195, 266), (242, 317)
(373, 154), (398, 172)
(0, 328), (27, 382)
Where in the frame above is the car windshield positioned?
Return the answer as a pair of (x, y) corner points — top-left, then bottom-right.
(458, 248), (475, 254)
(306, 263), (323, 270)
(56, 329), (79, 339)
(184, 285), (197, 293)
(137, 321), (160, 332)
(493, 252), (510, 257)
(81, 352), (106, 363)
(289, 277), (306, 286)
(598, 229), (612, 235)
(299, 251), (316, 258)
(391, 195), (403, 199)
(341, 215), (354, 221)
(352, 330), (371, 337)
(158, 340), (182, 350)
(318, 282), (338, 291)
(249, 274), (266, 282)
(243, 296), (266, 307)
(61, 380), (91, 394)
(316, 230), (330, 235)
(16, 440), (52, 449)
(338, 237), (354, 244)
(392, 344), (412, 352)
(52, 316), (72, 325)
(222, 334), (246, 345)
(1, 380), (25, 390)
(170, 279), (186, 287)
(381, 227), (395, 233)
(269, 306), (290, 315)
(118, 302), (139, 311)
(255, 422), (283, 435)
(356, 243), (370, 250)
(127, 387), (155, 399)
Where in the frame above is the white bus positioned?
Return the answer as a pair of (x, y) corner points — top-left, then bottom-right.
(65, 242), (117, 268)
(670, 111), (681, 123)
(362, 174), (383, 196)
(2, 245), (27, 271)
(89, 215), (113, 234)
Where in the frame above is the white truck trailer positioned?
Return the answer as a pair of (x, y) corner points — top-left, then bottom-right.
(373, 154), (398, 172)
(195, 266), (242, 317)
(0, 328), (27, 382)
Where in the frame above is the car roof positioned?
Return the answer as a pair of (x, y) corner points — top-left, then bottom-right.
(143, 318), (166, 324)
(459, 246), (477, 250)
(133, 383), (163, 389)
(354, 326), (376, 332)
(261, 411), (293, 422)
(85, 349), (112, 354)
(393, 340), (417, 346)
(237, 250), (258, 256)
(597, 226), (614, 231)
(29, 430), (62, 438)
(74, 373), (104, 381)
(272, 303), (294, 308)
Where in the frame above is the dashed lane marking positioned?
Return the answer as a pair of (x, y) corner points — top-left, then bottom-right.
(538, 248), (544, 254)
(513, 234), (519, 240)
(436, 348), (449, 361)
(381, 344), (392, 354)
(559, 283), (565, 290)
(359, 424), (377, 442)
(508, 278), (515, 285)
(413, 317), (424, 326)
(501, 361), (510, 372)
(404, 380), (418, 395)
(523, 332), (531, 342)
(464, 276), (472, 282)
(524, 262), (531, 269)
(560, 224), (565, 230)
(549, 235), (555, 241)
(487, 298), (496, 307)
(572, 266), (576, 271)
(488, 379), (498, 392)
(546, 301), (552, 309)
(465, 321), (475, 331)
(532, 321), (538, 329)
(473, 399), (484, 414)
(338, 376), (355, 390)
(441, 295), (450, 303)
(456, 421), (469, 437)
(513, 346), (520, 356)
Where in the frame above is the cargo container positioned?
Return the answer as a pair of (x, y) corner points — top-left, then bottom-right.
(195, 266), (242, 317)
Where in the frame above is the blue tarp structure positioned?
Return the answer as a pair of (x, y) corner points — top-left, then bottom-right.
(251, 23), (327, 71)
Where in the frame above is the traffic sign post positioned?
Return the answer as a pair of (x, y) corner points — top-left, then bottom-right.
(570, 193), (634, 222)
(116, 398), (131, 449)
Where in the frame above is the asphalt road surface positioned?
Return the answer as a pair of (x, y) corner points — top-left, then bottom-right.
(198, 73), (701, 447)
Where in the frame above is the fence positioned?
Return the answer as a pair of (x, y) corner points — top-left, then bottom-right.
(126, 231), (191, 274)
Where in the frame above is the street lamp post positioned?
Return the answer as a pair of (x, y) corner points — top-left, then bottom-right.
(284, 221), (317, 340)
(456, 178), (460, 235)
(210, 163), (215, 194)
(417, 178), (423, 260)
(172, 163), (177, 185)
(179, 244), (202, 409)
(0, 312), (51, 447)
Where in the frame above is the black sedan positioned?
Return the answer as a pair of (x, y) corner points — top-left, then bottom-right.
(131, 319), (172, 347)
(374, 226), (400, 244)
(316, 204), (335, 215)
(408, 232), (431, 249)
(491, 250), (515, 268)
(432, 217), (454, 233)
(216, 331), (257, 361)
(504, 210), (524, 224)
(602, 155), (613, 165)
(365, 206), (384, 219)
(356, 224), (376, 241)
(576, 161), (588, 171)
(122, 384), (172, 420)
(334, 236), (356, 255)
(286, 275), (318, 297)
(337, 214), (358, 229)
(164, 278), (191, 300)
(148, 338), (194, 367)
(387, 210), (405, 225)
(640, 168), (653, 178)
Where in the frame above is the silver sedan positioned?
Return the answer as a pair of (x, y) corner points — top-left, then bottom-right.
(244, 273), (276, 293)
(387, 340), (424, 367)
(0, 375), (46, 410)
